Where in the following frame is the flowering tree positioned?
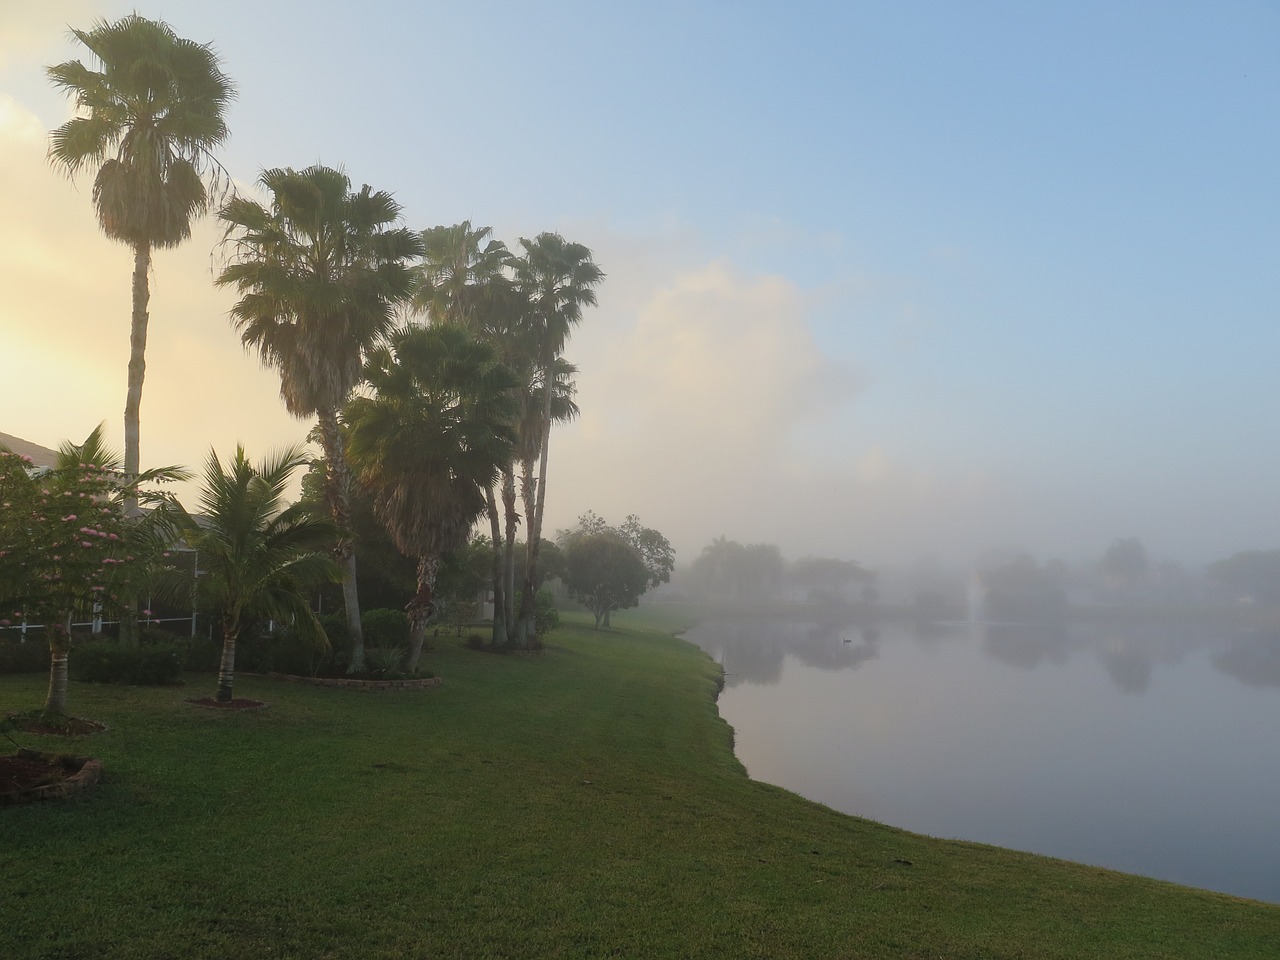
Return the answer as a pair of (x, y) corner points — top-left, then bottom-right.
(0, 429), (182, 715)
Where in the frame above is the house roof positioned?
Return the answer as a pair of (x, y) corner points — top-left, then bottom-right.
(0, 431), (59, 469)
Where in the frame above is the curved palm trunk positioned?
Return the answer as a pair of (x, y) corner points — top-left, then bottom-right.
(44, 615), (73, 715)
(485, 484), (507, 647)
(515, 367), (555, 646)
(216, 618), (238, 702)
(316, 410), (365, 672)
(406, 555), (438, 673)
(119, 240), (152, 650)
(501, 466), (519, 640)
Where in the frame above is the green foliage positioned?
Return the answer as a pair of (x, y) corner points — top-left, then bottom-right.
(0, 638), (50, 675)
(534, 587), (559, 639)
(71, 639), (184, 685)
(560, 529), (651, 629)
(361, 608), (409, 647)
(0, 430), (184, 650)
(365, 646), (407, 679)
(318, 612), (351, 650)
(47, 14), (233, 249)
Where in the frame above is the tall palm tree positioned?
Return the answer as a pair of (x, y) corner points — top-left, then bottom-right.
(412, 222), (519, 645)
(217, 165), (423, 672)
(169, 445), (340, 703)
(510, 233), (603, 645)
(47, 15), (233, 499)
(345, 325), (516, 670)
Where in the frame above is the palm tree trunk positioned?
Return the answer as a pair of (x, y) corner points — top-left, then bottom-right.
(485, 484), (507, 647)
(515, 367), (555, 646)
(118, 240), (152, 650)
(44, 615), (72, 715)
(407, 555), (438, 673)
(216, 619), (238, 702)
(501, 465), (518, 639)
(316, 410), (365, 672)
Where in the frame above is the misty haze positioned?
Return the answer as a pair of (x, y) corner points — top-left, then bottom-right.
(3, 3), (1278, 956)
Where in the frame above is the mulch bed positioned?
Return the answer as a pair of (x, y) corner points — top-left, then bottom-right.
(187, 697), (268, 710)
(5, 713), (106, 736)
(0, 749), (102, 805)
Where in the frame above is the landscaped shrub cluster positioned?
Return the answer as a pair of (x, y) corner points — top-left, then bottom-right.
(0, 637), (50, 675)
(72, 636), (185, 686)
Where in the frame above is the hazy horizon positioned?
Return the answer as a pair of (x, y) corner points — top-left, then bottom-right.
(3, 2), (1276, 573)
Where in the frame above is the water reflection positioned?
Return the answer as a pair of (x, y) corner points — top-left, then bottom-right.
(682, 616), (1280, 903)
(690, 615), (1263, 695)
(1213, 631), (1280, 688)
(689, 619), (880, 686)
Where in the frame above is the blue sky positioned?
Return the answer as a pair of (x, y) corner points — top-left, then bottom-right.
(2, 1), (1277, 567)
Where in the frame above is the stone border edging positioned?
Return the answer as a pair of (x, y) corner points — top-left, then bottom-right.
(264, 672), (441, 692)
(1, 749), (102, 805)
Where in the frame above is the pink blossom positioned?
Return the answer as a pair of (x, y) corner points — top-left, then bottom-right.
(81, 541), (93, 548)
(63, 514), (77, 521)
(142, 610), (152, 616)
(0, 619), (9, 627)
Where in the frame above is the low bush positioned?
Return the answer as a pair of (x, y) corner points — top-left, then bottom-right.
(535, 588), (560, 640)
(361, 608), (409, 648)
(72, 639), (184, 686)
(0, 637), (50, 675)
(365, 646), (407, 679)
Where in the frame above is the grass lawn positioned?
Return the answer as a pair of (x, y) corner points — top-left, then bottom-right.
(2, 610), (1278, 959)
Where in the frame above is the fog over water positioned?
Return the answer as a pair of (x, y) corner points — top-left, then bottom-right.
(683, 617), (1280, 904)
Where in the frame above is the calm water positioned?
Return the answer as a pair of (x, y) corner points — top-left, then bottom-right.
(682, 618), (1280, 903)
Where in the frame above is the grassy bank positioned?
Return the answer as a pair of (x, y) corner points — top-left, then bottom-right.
(2, 613), (1277, 959)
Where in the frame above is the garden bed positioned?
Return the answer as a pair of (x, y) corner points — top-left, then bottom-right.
(0, 748), (102, 805)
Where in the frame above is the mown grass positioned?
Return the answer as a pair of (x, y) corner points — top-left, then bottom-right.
(2, 611), (1277, 959)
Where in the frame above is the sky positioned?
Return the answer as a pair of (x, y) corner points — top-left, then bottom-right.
(1, 1), (1277, 570)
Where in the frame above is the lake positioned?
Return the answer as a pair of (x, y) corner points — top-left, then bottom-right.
(682, 616), (1280, 904)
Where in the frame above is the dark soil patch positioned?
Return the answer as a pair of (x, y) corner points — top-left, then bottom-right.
(0, 749), (101, 805)
(5, 712), (106, 736)
(187, 697), (268, 710)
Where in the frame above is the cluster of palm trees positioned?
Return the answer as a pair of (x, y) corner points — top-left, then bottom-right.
(43, 14), (603, 689)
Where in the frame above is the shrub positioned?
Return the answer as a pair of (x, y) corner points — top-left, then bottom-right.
(534, 588), (560, 639)
(365, 646), (406, 679)
(318, 612), (350, 649)
(0, 637), (50, 675)
(361, 608), (408, 648)
(72, 639), (184, 686)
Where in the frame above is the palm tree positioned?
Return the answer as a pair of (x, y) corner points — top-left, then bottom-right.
(345, 325), (516, 670)
(412, 222), (520, 645)
(413, 222), (509, 641)
(217, 165), (423, 672)
(510, 233), (603, 645)
(169, 445), (339, 702)
(47, 15), (233, 498)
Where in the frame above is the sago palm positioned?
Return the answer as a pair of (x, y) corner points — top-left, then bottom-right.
(346, 325), (516, 670)
(170, 445), (339, 702)
(217, 165), (423, 672)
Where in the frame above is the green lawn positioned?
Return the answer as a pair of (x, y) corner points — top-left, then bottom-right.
(2, 611), (1277, 959)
